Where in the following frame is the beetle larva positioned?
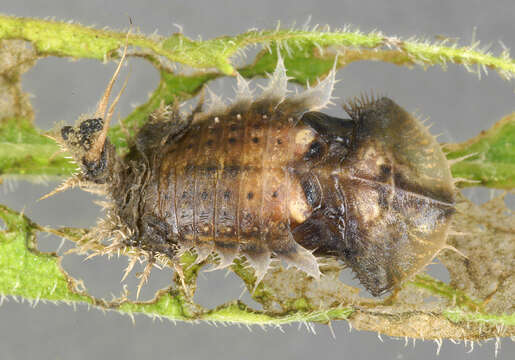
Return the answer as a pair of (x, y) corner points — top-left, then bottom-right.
(48, 48), (455, 297)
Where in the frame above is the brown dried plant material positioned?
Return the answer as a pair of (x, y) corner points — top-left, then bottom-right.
(439, 193), (514, 315)
(0, 39), (36, 122)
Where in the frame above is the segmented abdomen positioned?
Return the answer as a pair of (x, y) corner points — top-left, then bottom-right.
(158, 104), (320, 281)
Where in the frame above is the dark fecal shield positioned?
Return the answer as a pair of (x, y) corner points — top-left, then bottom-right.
(53, 55), (455, 297)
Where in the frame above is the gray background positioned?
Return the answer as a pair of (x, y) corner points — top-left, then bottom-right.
(1, 0), (514, 359)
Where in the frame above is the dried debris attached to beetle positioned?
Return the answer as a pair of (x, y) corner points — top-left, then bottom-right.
(45, 42), (456, 298)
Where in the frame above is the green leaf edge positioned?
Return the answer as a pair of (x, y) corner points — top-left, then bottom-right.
(2, 204), (513, 335)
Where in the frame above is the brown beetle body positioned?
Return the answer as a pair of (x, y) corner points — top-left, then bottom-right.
(155, 104), (323, 280)
(54, 56), (455, 296)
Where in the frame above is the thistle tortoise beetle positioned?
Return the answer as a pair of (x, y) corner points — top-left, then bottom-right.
(47, 44), (455, 297)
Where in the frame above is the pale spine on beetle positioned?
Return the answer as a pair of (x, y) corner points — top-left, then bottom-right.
(47, 41), (455, 297)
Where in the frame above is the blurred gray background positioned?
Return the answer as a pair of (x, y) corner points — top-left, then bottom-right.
(1, 0), (514, 359)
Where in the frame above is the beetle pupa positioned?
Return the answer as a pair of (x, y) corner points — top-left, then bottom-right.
(47, 44), (455, 297)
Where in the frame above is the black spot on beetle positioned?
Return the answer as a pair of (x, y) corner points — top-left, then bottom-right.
(61, 126), (74, 141)
(225, 165), (241, 177)
(79, 118), (103, 136)
(377, 164), (392, 182)
(252, 137), (259, 144)
(247, 192), (254, 200)
(301, 177), (321, 207)
(304, 141), (324, 160)
(380, 164), (391, 176)
(81, 149), (108, 183)
(228, 137), (237, 144)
